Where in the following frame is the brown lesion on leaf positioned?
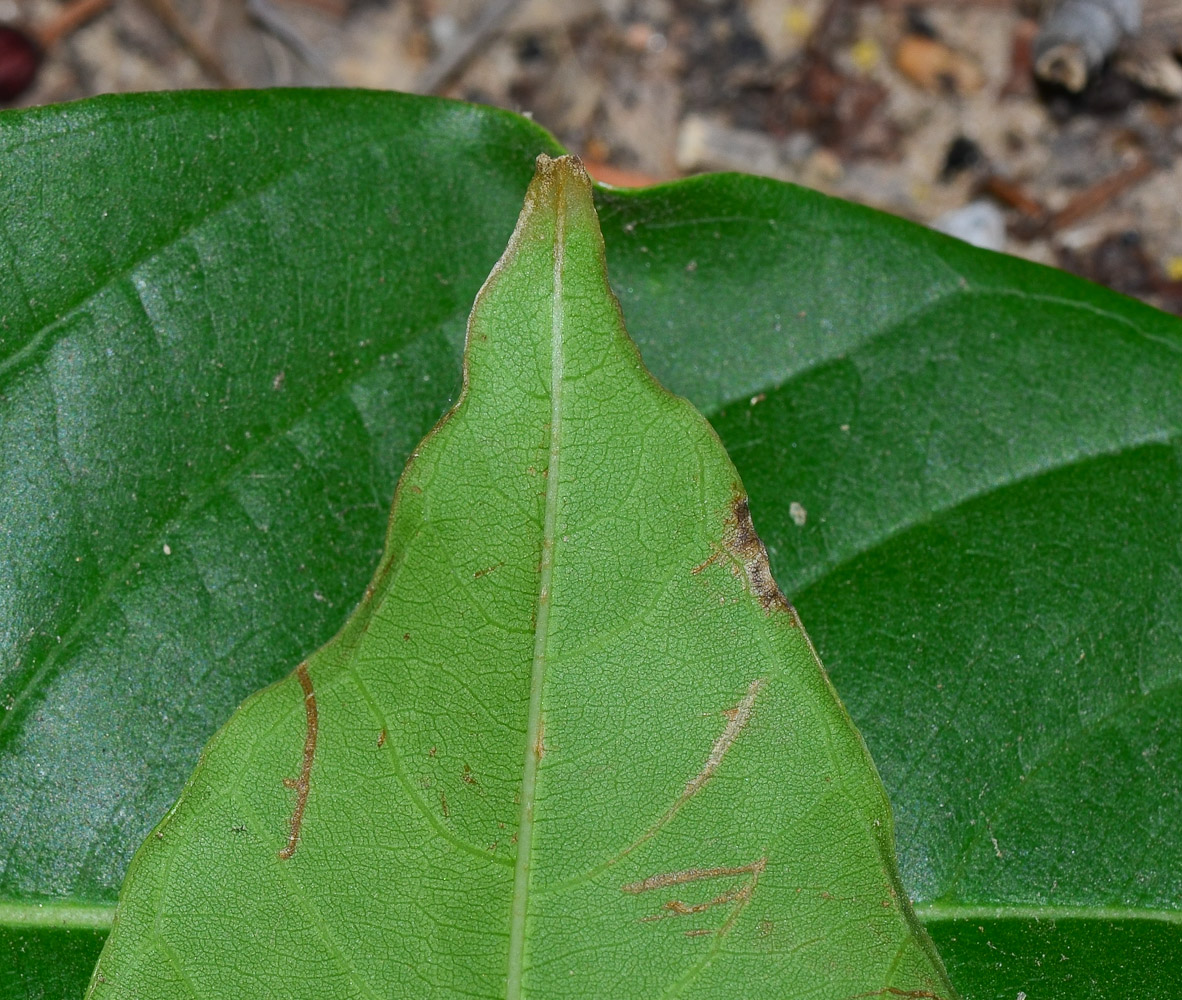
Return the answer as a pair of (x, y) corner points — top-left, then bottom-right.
(642, 886), (744, 921)
(440, 792), (450, 818)
(623, 857), (766, 930)
(377, 728), (387, 748)
(474, 560), (504, 579)
(725, 492), (796, 616)
(691, 549), (723, 576)
(683, 678), (765, 800)
(533, 714), (546, 761)
(622, 858), (766, 894)
(279, 662), (317, 861)
(600, 679), (767, 869)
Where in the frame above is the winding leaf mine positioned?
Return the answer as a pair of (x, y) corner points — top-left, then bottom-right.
(87, 155), (956, 999)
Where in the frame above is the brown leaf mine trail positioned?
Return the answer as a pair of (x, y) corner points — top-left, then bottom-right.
(623, 859), (766, 936)
(279, 662), (317, 860)
(629, 677), (767, 859)
(549, 676), (769, 898)
(684, 677), (765, 800)
(621, 859), (768, 895)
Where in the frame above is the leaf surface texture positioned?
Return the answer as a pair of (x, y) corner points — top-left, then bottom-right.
(1, 91), (1179, 999)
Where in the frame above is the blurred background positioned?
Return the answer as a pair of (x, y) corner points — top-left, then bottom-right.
(4, 0), (1182, 314)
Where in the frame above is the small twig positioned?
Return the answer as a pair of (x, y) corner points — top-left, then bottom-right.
(982, 156), (1155, 240)
(139, 0), (242, 88)
(1047, 155), (1154, 232)
(271, 0), (347, 16)
(806, 0), (856, 55)
(1000, 16), (1039, 98)
(35, 0), (111, 48)
(980, 175), (1047, 221)
(414, 0), (524, 94)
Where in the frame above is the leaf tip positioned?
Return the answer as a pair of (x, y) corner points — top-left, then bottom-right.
(524, 153), (595, 221)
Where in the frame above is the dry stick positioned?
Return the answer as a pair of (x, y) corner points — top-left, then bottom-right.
(980, 175), (1046, 223)
(139, 0), (242, 88)
(35, 0), (111, 48)
(983, 156), (1156, 240)
(414, 0), (524, 95)
(1000, 16), (1040, 98)
(868, 0), (1025, 7)
(806, 0), (856, 54)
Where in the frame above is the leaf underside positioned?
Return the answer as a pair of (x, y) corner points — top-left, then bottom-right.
(86, 157), (954, 999)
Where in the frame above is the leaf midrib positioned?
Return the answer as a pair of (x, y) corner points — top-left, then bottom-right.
(913, 902), (1182, 925)
(0, 900), (115, 930)
(505, 179), (567, 1000)
(4, 898), (1177, 936)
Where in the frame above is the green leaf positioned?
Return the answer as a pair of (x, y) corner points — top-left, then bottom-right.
(87, 154), (954, 999)
(2, 90), (1179, 999)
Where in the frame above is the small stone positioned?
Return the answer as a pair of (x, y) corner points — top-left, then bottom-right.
(932, 200), (1007, 252)
(894, 34), (985, 94)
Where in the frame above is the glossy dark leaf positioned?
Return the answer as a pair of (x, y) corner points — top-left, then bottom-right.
(1, 90), (1179, 999)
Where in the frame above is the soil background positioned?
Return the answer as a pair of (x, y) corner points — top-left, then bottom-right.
(6, 0), (1182, 314)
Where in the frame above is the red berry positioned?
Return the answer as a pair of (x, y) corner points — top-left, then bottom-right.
(0, 25), (42, 103)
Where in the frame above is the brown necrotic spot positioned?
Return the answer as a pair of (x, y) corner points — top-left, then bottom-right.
(726, 494), (797, 617)
(279, 663), (318, 860)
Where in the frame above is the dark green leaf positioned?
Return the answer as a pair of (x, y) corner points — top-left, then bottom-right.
(1, 90), (1178, 998)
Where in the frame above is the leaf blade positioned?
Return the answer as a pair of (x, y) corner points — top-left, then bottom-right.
(3, 90), (1180, 1000)
(87, 155), (953, 999)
